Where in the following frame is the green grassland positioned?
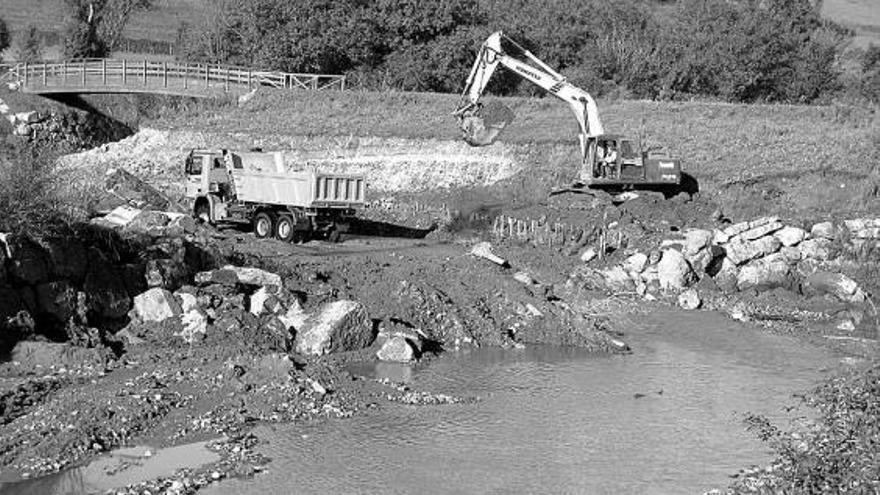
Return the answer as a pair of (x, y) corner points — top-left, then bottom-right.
(154, 89), (879, 218)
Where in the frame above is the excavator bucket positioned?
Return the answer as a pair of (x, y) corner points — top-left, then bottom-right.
(458, 102), (515, 147)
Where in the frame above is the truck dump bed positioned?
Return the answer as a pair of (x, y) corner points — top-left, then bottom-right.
(232, 169), (365, 208)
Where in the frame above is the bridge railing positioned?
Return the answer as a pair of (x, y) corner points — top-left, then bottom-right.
(9, 59), (346, 93)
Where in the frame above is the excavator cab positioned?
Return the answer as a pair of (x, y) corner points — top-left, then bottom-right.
(586, 135), (681, 187)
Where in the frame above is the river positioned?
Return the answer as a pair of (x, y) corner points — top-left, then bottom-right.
(203, 309), (839, 495)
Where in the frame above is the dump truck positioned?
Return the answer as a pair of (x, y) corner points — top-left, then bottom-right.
(184, 149), (366, 242)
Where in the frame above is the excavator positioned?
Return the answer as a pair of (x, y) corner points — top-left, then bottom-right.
(453, 31), (682, 191)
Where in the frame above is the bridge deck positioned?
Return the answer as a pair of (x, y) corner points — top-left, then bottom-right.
(7, 60), (345, 98)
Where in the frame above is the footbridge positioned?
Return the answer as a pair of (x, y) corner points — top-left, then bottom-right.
(3, 59), (346, 98)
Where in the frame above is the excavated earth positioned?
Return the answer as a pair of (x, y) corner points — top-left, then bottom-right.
(1, 91), (879, 494)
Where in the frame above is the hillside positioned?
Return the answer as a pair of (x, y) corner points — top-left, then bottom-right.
(822, 0), (880, 47)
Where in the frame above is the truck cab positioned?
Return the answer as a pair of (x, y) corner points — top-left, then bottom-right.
(586, 135), (681, 187)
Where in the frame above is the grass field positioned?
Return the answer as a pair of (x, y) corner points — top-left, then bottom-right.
(822, 0), (880, 47)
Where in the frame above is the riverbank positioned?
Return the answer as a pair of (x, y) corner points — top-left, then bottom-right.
(0, 87), (877, 493)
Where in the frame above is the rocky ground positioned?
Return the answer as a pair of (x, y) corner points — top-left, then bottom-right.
(0, 89), (877, 493)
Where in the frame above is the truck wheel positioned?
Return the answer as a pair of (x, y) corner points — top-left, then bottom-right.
(253, 212), (274, 239)
(275, 215), (296, 242)
(194, 201), (211, 224)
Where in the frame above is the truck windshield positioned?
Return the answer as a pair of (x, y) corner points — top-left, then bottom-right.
(185, 156), (202, 175)
(620, 140), (636, 159)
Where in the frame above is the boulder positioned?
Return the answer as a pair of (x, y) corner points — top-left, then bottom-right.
(44, 238), (88, 282)
(513, 271), (536, 285)
(748, 216), (780, 229)
(195, 268), (240, 286)
(853, 227), (880, 239)
(712, 258), (739, 294)
(7, 236), (49, 285)
(741, 221), (784, 241)
(100, 206), (143, 228)
(810, 221), (836, 240)
(84, 266), (132, 320)
(657, 249), (695, 291)
(799, 238), (832, 260)
(376, 335), (417, 363)
(677, 289), (701, 310)
(682, 229), (713, 256)
(221, 265), (283, 290)
(622, 252), (649, 274)
(133, 288), (182, 323)
(178, 307), (208, 343)
(803, 272), (867, 303)
(35, 281), (78, 323)
(712, 229), (730, 245)
(580, 247), (597, 263)
(601, 266), (635, 292)
(737, 255), (792, 292)
(294, 300), (374, 356)
(249, 286), (272, 315)
(278, 300), (309, 331)
(774, 226), (806, 247)
(779, 246), (802, 263)
(724, 236), (781, 265)
(124, 210), (171, 234)
(722, 221), (750, 239)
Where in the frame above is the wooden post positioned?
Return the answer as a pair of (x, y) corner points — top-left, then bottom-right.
(247, 70), (252, 89)
(205, 64), (210, 88)
(163, 62), (168, 87)
(23, 62), (28, 87)
(183, 63), (188, 89)
(143, 60), (147, 86)
(42, 62), (47, 86)
(63, 60), (67, 84)
(312, 77), (317, 90)
(102, 59), (106, 85)
(81, 60), (86, 86)
(224, 66), (229, 92)
(122, 59), (127, 85)
(340, 76), (345, 91)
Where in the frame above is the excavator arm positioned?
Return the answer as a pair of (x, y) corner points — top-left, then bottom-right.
(454, 31), (604, 173)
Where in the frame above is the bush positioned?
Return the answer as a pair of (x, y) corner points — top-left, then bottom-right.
(734, 364), (880, 494)
(15, 26), (43, 63)
(0, 146), (66, 234)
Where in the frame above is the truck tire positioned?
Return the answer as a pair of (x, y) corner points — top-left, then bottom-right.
(253, 211), (274, 239)
(327, 227), (342, 243)
(275, 214), (297, 243)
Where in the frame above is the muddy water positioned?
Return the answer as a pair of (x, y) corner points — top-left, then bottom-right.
(205, 310), (839, 495)
(0, 441), (219, 495)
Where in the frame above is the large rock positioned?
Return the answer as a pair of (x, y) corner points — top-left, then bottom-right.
(774, 226), (807, 247)
(741, 221), (784, 241)
(7, 237), (49, 285)
(278, 300), (310, 331)
(376, 335), (417, 363)
(682, 229), (713, 256)
(294, 300), (374, 356)
(737, 254), (792, 292)
(35, 281), (77, 323)
(222, 265), (282, 290)
(133, 288), (182, 322)
(712, 258), (739, 294)
(622, 252), (649, 274)
(722, 221), (750, 239)
(601, 266), (635, 292)
(799, 238), (832, 260)
(84, 265), (132, 320)
(677, 289), (701, 310)
(803, 272), (867, 303)
(124, 210), (171, 235)
(657, 249), (695, 291)
(44, 238), (88, 282)
(724, 236), (781, 265)
(810, 221), (836, 240)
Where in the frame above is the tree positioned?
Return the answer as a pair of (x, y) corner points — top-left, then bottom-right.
(62, 0), (152, 58)
(16, 26), (43, 63)
(0, 17), (10, 53)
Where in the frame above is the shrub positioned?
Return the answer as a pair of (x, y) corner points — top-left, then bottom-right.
(0, 147), (66, 235)
(0, 17), (10, 53)
(734, 364), (880, 494)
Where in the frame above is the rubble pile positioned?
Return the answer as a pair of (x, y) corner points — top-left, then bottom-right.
(573, 216), (876, 315)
